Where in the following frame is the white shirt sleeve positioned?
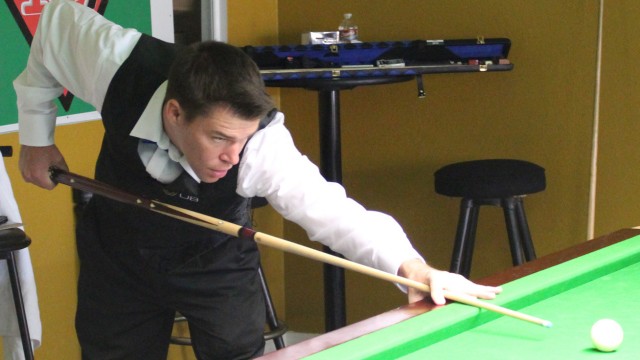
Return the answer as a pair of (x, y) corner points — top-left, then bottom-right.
(13, 0), (142, 146)
(237, 112), (424, 276)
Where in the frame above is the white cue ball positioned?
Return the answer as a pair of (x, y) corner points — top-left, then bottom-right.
(591, 319), (624, 352)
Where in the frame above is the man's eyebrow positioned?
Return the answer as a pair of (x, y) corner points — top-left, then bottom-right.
(209, 129), (254, 142)
(210, 130), (230, 138)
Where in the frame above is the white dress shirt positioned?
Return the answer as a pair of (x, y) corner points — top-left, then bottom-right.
(14, 0), (423, 277)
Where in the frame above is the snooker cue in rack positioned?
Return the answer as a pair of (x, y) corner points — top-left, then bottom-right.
(49, 167), (553, 328)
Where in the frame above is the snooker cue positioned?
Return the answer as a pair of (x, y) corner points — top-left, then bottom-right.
(49, 168), (552, 328)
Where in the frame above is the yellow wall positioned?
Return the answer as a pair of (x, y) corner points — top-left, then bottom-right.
(275, 0), (605, 332)
(2, 0), (640, 358)
(596, 1), (640, 232)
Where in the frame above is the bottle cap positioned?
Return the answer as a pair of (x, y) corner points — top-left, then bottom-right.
(344, 13), (352, 19)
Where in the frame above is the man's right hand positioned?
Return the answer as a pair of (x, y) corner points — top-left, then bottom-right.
(19, 144), (68, 190)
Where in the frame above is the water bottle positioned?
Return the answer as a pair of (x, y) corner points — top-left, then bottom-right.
(338, 13), (358, 43)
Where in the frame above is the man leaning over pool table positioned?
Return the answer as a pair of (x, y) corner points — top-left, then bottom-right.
(14, 0), (502, 358)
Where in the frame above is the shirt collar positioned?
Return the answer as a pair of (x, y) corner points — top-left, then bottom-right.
(129, 81), (201, 183)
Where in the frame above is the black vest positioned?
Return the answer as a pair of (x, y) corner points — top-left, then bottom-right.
(85, 34), (256, 272)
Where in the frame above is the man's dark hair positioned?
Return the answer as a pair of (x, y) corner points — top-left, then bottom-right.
(165, 41), (274, 121)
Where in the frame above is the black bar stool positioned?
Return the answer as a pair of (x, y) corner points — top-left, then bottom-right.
(434, 159), (545, 278)
(0, 227), (35, 360)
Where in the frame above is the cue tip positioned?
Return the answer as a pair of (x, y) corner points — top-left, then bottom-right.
(542, 320), (553, 328)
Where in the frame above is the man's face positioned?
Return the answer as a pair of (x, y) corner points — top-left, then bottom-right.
(165, 102), (260, 183)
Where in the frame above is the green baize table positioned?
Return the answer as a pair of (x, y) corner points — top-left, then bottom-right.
(259, 229), (640, 359)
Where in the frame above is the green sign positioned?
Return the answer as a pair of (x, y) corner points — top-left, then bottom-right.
(1, 1), (152, 132)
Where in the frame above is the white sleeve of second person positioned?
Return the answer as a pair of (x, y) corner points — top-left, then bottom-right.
(13, 0), (141, 146)
(237, 112), (424, 277)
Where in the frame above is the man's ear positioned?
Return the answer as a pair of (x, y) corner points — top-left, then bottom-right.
(163, 99), (183, 127)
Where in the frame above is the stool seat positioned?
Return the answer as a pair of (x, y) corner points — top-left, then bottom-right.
(434, 159), (545, 278)
(435, 159), (545, 199)
(0, 228), (31, 253)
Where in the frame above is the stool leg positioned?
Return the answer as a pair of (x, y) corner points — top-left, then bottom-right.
(514, 197), (537, 261)
(259, 266), (286, 350)
(460, 204), (479, 278)
(6, 252), (34, 360)
(502, 198), (525, 266)
(450, 198), (477, 278)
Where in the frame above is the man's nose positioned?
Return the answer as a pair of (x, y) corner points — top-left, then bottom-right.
(221, 143), (242, 165)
